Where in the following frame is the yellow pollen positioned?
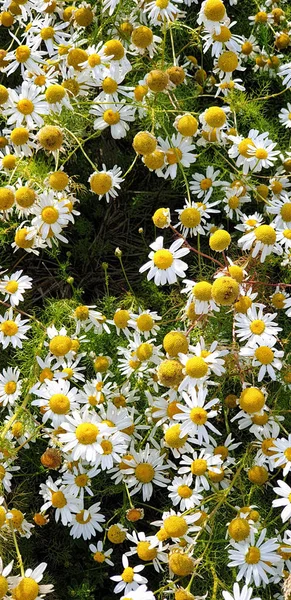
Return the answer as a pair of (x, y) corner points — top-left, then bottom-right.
(185, 356), (208, 378)
(100, 440), (113, 455)
(191, 458), (207, 475)
(103, 109), (120, 125)
(135, 463), (155, 483)
(193, 281), (212, 301)
(204, 0), (226, 21)
(49, 393), (70, 414)
(205, 106), (226, 128)
(17, 98), (34, 115)
(164, 515), (188, 538)
(4, 380), (17, 394)
(75, 474), (88, 487)
(0, 320), (18, 336)
(200, 177), (212, 190)
(284, 447), (291, 461)
(41, 206), (59, 224)
(180, 207), (201, 228)
(254, 346), (274, 364)
(164, 424), (187, 448)
(88, 53), (101, 67)
(238, 138), (255, 158)
(15, 45), (30, 62)
(49, 335), (72, 357)
(75, 423), (99, 444)
(13, 578), (39, 600)
(254, 225), (276, 245)
(250, 319), (265, 335)
(40, 26), (54, 39)
(190, 407), (208, 425)
(121, 567), (134, 583)
(51, 490), (67, 508)
(245, 546), (261, 564)
(114, 309), (130, 329)
(136, 313), (153, 332)
(239, 387), (265, 413)
(166, 147), (182, 164)
(93, 551), (105, 563)
(283, 229), (291, 240)
(153, 249), (173, 269)
(137, 541), (157, 561)
(255, 148), (268, 160)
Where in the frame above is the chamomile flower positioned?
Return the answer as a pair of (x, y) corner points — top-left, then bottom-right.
(0, 270), (32, 306)
(0, 367), (22, 408)
(151, 509), (201, 544)
(126, 530), (168, 572)
(182, 279), (219, 315)
(245, 132), (280, 172)
(9, 563), (54, 599)
(0, 458), (20, 492)
(69, 502), (105, 540)
(223, 188), (251, 220)
(279, 61), (291, 88)
(3, 82), (49, 129)
(32, 191), (73, 242)
(111, 554), (147, 594)
(175, 199), (205, 237)
(270, 435), (291, 476)
(190, 166), (227, 201)
(222, 583), (260, 600)
(31, 379), (82, 427)
(168, 474), (203, 510)
(131, 308), (161, 339)
(26, 15), (71, 56)
(90, 541), (114, 566)
(40, 477), (82, 525)
(202, 22), (243, 57)
(89, 165), (124, 202)
(227, 528), (280, 586)
(139, 236), (189, 286)
(0, 308), (30, 349)
(58, 409), (111, 463)
(62, 464), (100, 500)
(157, 134), (196, 180)
(231, 406), (282, 440)
(121, 444), (170, 501)
(279, 103), (291, 129)
(273, 480), (291, 522)
(238, 224), (283, 263)
(235, 213), (265, 233)
(144, 0), (184, 26)
(239, 343), (283, 381)
(267, 192), (291, 228)
(90, 101), (136, 139)
(174, 388), (220, 443)
(178, 449), (222, 489)
(0, 558), (13, 596)
(96, 431), (128, 470)
(234, 306), (282, 347)
(197, 0), (229, 34)
(3, 42), (45, 77)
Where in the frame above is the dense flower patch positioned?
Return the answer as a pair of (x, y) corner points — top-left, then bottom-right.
(0, 0), (291, 599)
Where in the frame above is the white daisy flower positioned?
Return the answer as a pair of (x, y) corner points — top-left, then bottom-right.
(31, 378), (82, 427)
(0, 270), (32, 307)
(139, 235), (189, 286)
(90, 540), (114, 566)
(111, 554), (147, 595)
(131, 308), (161, 339)
(168, 474), (203, 510)
(178, 449), (222, 489)
(231, 406), (282, 440)
(238, 223), (283, 263)
(40, 476), (82, 526)
(6, 509), (34, 538)
(57, 354), (87, 384)
(227, 528), (280, 586)
(69, 502), (105, 540)
(3, 41), (45, 77)
(174, 388), (220, 443)
(279, 103), (291, 128)
(58, 409), (111, 463)
(235, 213), (264, 233)
(31, 190), (73, 242)
(239, 342), (283, 381)
(96, 431), (128, 470)
(204, 433), (241, 467)
(0, 558), (13, 595)
(0, 308), (30, 349)
(3, 82), (49, 129)
(175, 199), (205, 237)
(222, 582), (260, 600)
(89, 164), (124, 202)
(202, 22), (243, 57)
(0, 367), (22, 408)
(90, 101), (136, 139)
(245, 132), (280, 172)
(234, 306), (282, 347)
(62, 464), (100, 500)
(121, 444), (170, 501)
(144, 0), (184, 26)
(25, 14), (71, 55)
(222, 188), (251, 220)
(273, 480), (291, 522)
(158, 134), (196, 179)
(151, 509), (201, 544)
(277, 228), (291, 252)
(267, 192), (291, 229)
(178, 344), (226, 390)
(190, 166), (227, 201)
(279, 61), (291, 89)
(197, 0), (229, 33)
(270, 435), (291, 476)
(228, 131), (258, 174)
(9, 563), (54, 599)
(182, 278), (219, 315)
(125, 530), (168, 572)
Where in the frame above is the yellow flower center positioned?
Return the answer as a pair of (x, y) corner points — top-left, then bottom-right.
(4, 380), (17, 394)
(75, 509), (91, 524)
(228, 517), (250, 541)
(153, 249), (174, 269)
(193, 281), (212, 301)
(102, 77), (118, 94)
(238, 138), (255, 158)
(75, 305), (89, 320)
(49, 335), (72, 356)
(13, 578), (39, 600)
(40, 26), (54, 39)
(284, 447), (291, 462)
(104, 40), (125, 60)
(0, 320), (18, 336)
(261, 438), (275, 456)
(88, 53), (101, 67)
(93, 551), (105, 563)
(75, 423), (99, 445)
(185, 356), (208, 378)
(103, 109), (120, 125)
(254, 346), (274, 364)
(177, 484), (193, 499)
(213, 25), (231, 42)
(190, 407), (208, 425)
(245, 547), (261, 564)
(136, 313), (154, 332)
(255, 148), (268, 160)
(283, 229), (291, 240)
(156, 0), (169, 7)
(166, 147), (183, 165)
(209, 229), (231, 252)
(113, 309), (130, 329)
(75, 474), (88, 487)
(41, 206), (59, 224)
(254, 225), (276, 245)
(136, 342), (153, 361)
(8, 508), (24, 529)
(164, 424), (187, 448)
(135, 463), (155, 483)
(281, 203), (291, 222)
(11, 127), (29, 146)
(239, 387), (265, 413)
(180, 207), (201, 228)
(121, 567), (134, 583)
(191, 458), (207, 475)
(51, 490), (67, 508)
(15, 45), (30, 62)
(45, 84), (66, 104)
(137, 541), (157, 561)
(205, 106), (226, 128)
(0, 575), (8, 599)
(49, 393), (70, 414)
(250, 319), (265, 335)
(164, 515), (188, 538)
(228, 195), (240, 210)
(100, 440), (113, 455)
(17, 99), (34, 115)
(204, 0), (226, 20)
